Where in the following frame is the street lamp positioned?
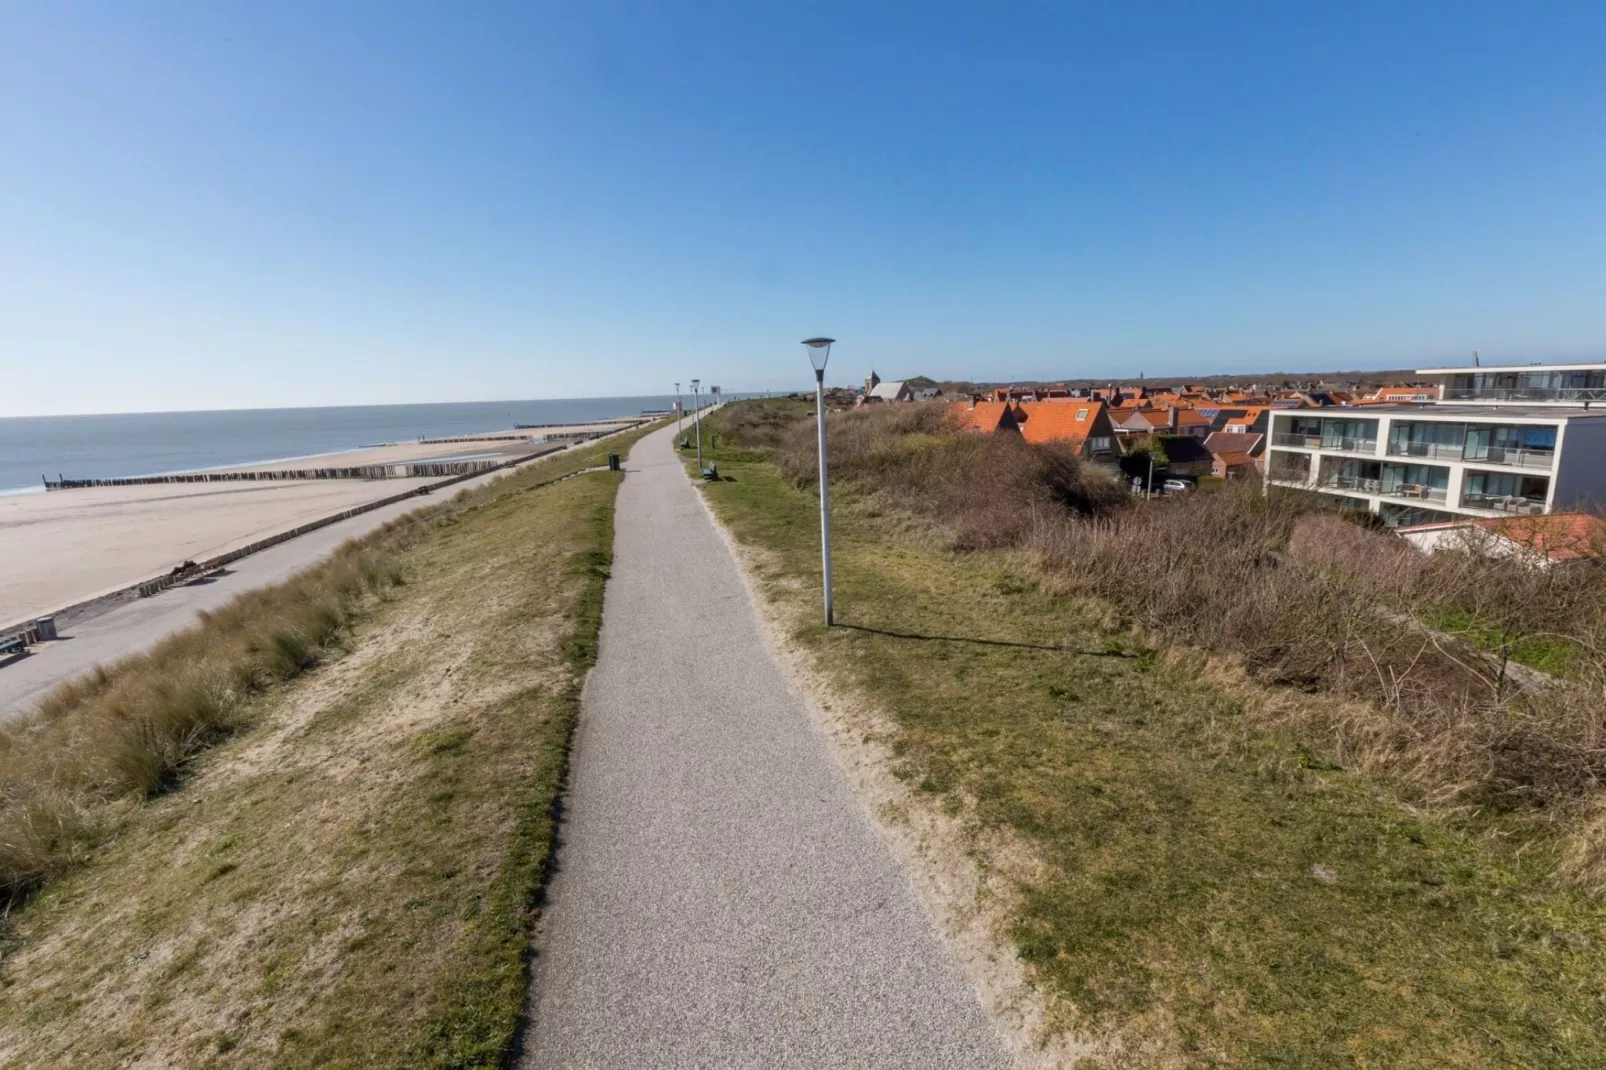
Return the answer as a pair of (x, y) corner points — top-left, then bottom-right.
(802, 337), (835, 626)
(690, 378), (703, 469)
(675, 382), (682, 438)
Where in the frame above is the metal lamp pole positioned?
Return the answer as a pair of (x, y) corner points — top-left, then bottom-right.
(690, 378), (703, 468)
(803, 338), (836, 626)
(675, 382), (683, 438)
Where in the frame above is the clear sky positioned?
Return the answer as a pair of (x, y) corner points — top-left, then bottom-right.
(3, 2), (1604, 415)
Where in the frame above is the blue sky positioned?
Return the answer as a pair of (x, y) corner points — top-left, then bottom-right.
(2, 2), (1603, 415)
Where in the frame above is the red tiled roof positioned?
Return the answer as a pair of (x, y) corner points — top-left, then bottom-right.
(1479, 512), (1606, 562)
(1204, 431), (1265, 457)
(1015, 400), (1107, 449)
(950, 401), (1016, 434)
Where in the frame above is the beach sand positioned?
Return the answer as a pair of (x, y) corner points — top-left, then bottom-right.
(0, 477), (441, 626)
(0, 420), (647, 629)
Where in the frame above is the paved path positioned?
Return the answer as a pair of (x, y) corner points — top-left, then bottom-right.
(522, 424), (1011, 1069)
(0, 440), (610, 720)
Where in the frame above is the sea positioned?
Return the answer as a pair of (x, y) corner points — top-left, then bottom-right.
(0, 396), (694, 495)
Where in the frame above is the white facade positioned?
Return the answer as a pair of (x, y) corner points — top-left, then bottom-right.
(1264, 403), (1606, 526)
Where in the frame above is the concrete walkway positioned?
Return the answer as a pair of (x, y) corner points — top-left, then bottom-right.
(521, 424), (1011, 1069)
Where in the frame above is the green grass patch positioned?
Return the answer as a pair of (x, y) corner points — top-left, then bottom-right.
(1424, 607), (1582, 677)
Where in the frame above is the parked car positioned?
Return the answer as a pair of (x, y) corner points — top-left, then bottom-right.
(1161, 478), (1193, 494)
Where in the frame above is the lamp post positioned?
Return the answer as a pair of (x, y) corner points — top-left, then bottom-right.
(690, 378), (703, 468)
(802, 338), (835, 626)
(675, 382), (682, 438)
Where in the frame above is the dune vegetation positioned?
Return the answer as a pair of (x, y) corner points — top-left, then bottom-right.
(695, 397), (1606, 1067)
(0, 426), (654, 1068)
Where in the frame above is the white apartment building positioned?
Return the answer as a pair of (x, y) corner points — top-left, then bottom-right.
(1415, 361), (1606, 404)
(1264, 400), (1606, 527)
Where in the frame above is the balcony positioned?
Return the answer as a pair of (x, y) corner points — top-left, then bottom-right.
(1462, 493), (1546, 516)
(1385, 441), (1463, 461)
(1443, 386), (1606, 403)
(1319, 474), (1381, 494)
(1387, 439), (1556, 470)
(1272, 432), (1377, 454)
(1471, 445), (1555, 470)
(1383, 483), (1449, 504)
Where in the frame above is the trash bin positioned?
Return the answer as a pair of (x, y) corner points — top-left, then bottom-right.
(35, 616), (58, 642)
(608, 453), (620, 472)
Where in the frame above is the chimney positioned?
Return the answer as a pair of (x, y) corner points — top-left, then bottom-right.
(1169, 407), (1179, 431)
(969, 394), (978, 410)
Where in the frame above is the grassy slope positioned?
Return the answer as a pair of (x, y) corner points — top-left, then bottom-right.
(687, 409), (1606, 1068)
(0, 428), (652, 1068)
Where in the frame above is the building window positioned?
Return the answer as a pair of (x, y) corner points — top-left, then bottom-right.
(1088, 436), (1112, 452)
(1075, 407), (1089, 420)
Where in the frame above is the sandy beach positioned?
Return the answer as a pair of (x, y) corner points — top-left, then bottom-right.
(0, 420), (648, 629)
(0, 477), (440, 627)
(214, 422), (642, 473)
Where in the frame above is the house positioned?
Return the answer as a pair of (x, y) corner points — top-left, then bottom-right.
(868, 379), (914, 403)
(1013, 401), (1118, 459)
(1264, 363), (1606, 526)
(1113, 409), (1171, 435)
(913, 387), (943, 400)
(950, 400), (1021, 435)
(1204, 431), (1266, 480)
(1398, 512), (1606, 569)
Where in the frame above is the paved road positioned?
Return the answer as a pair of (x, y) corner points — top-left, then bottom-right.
(0, 439), (615, 720)
(521, 424), (1011, 1069)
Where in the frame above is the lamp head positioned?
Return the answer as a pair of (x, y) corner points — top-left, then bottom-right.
(802, 337), (835, 374)
(690, 378), (700, 391)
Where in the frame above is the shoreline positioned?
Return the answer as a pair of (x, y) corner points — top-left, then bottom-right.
(0, 415), (649, 496)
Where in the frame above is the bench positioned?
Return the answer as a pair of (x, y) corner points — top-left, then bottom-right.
(0, 634), (26, 658)
(700, 463), (719, 481)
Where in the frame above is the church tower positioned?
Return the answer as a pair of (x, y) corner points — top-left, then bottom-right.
(864, 369), (881, 395)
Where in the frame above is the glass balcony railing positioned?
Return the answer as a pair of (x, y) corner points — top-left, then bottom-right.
(1469, 446), (1555, 470)
(1271, 433), (1377, 453)
(1386, 441), (1555, 469)
(1319, 474), (1381, 494)
(1381, 483), (1449, 504)
(1385, 441), (1463, 461)
(1461, 492), (1547, 515)
(1442, 386), (1606, 403)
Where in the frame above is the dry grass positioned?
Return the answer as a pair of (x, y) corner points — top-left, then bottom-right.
(697, 398), (1606, 1060)
(729, 400), (1606, 890)
(0, 426), (655, 1067)
(1029, 483), (1606, 885)
(0, 530), (419, 901)
(765, 400), (1126, 549)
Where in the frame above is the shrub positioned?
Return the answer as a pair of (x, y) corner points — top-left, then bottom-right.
(1028, 481), (1606, 843)
(772, 402), (1126, 549)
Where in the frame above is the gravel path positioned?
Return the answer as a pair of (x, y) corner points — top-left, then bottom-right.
(521, 423), (1011, 1069)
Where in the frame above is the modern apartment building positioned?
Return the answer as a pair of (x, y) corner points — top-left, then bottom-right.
(1415, 361), (1606, 404)
(1264, 402), (1606, 527)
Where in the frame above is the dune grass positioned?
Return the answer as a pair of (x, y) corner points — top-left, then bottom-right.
(689, 403), (1606, 1067)
(0, 425), (654, 1067)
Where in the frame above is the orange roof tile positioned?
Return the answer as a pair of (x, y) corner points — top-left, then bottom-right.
(1015, 400), (1107, 449)
(1478, 512), (1606, 562)
(950, 401), (1017, 434)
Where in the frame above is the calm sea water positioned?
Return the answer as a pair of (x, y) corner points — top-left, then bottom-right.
(0, 396), (690, 494)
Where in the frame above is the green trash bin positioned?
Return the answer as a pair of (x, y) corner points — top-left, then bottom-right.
(608, 453), (620, 472)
